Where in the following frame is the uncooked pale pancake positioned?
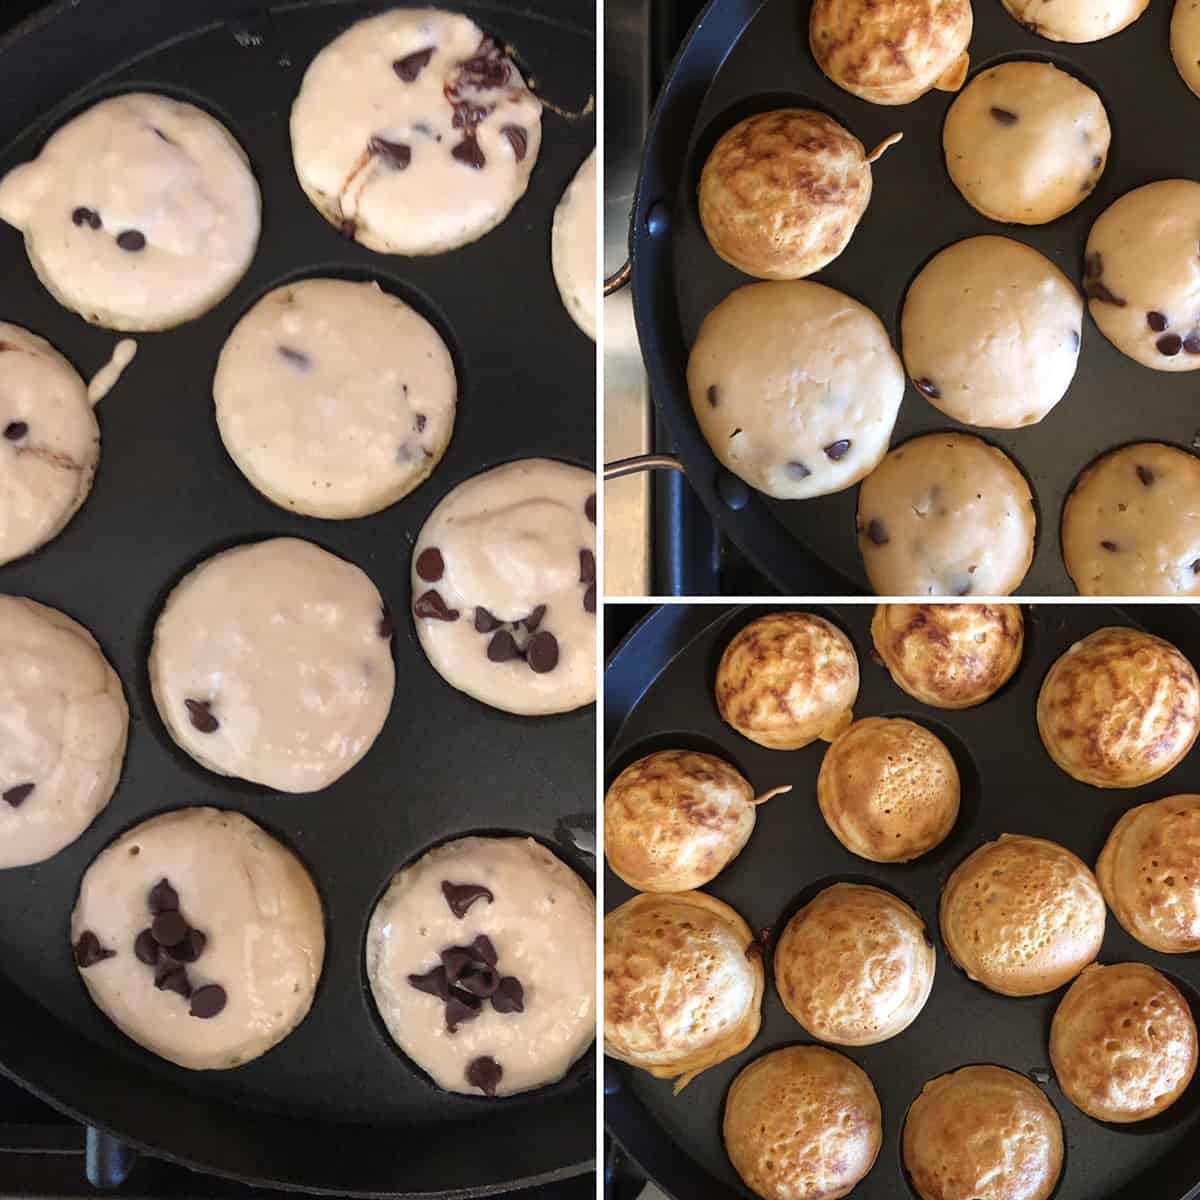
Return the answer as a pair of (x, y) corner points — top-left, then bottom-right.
(0, 597), (127, 869)
(290, 8), (541, 254)
(149, 538), (395, 793)
(1001, 0), (1149, 41)
(552, 149), (596, 339)
(214, 279), (456, 518)
(410, 458), (596, 716)
(71, 807), (324, 1070)
(367, 836), (594, 1097)
(0, 93), (260, 330)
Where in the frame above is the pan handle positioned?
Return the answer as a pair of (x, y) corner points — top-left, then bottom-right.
(604, 259), (632, 297)
(604, 452), (684, 481)
(85, 1127), (136, 1189)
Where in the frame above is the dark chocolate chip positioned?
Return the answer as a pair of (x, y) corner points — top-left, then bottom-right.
(865, 518), (889, 546)
(442, 881), (494, 919)
(989, 106), (1018, 125)
(1186, 332), (1200, 355)
(474, 607), (501, 633)
(1158, 333), (1183, 357)
(487, 630), (520, 662)
(472, 934), (497, 966)
(1147, 311), (1169, 333)
(1085, 279), (1126, 306)
(414, 413), (427, 432)
(170, 928), (207, 963)
(151, 910), (188, 948)
(445, 989), (482, 1032)
(785, 461), (811, 480)
(915, 377), (941, 399)
(579, 548), (595, 584)
(451, 136), (486, 169)
(1193, 559), (1200, 574)
(707, 384), (719, 408)
(2, 782), (34, 808)
(1101, 539), (1119, 552)
(368, 136), (412, 170)
(501, 125), (527, 161)
(134, 929), (159, 965)
(526, 631), (559, 674)
(116, 229), (146, 252)
(378, 608), (394, 639)
(190, 984), (226, 1018)
(408, 965), (451, 1000)
(824, 439), (851, 461)
(148, 878), (178, 913)
(340, 217), (358, 239)
(523, 604), (547, 632)
(1084, 252), (1103, 281)
(185, 698), (219, 734)
(413, 589), (459, 621)
(155, 963), (191, 998)
(74, 931), (115, 969)
(3, 421), (28, 441)
(415, 547), (444, 582)
(491, 975), (524, 1014)
(393, 46), (435, 81)
(277, 345), (312, 370)
(585, 493), (596, 524)
(71, 206), (101, 229)
(454, 37), (511, 90)
(457, 963), (499, 998)
(1137, 465), (1155, 486)
(584, 583), (596, 614)
(466, 1055), (502, 1097)
(440, 946), (477, 984)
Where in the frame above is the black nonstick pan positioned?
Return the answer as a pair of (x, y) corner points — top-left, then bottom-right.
(615, 0), (1200, 595)
(605, 603), (1200, 1200)
(0, 1), (595, 1195)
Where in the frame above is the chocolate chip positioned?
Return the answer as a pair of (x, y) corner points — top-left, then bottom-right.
(1137, 465), (1155, 486)
(442, 881), (494, 919)
(440, 946), (477, 984)
(457, 963), (500, 998)
(1085, 279), (1126, 306)
(584, 583), (596, 614)
(1147, 311), (1169, 333)
(393, 46), (435, 81)
(116, 229), (146, 252)
(445, 989), (482, 1032)
(1193, 559), (1200, 574)
(148, 878), (178, 913)
(1101, 539), (1119, 552)
(378, 608), (394, 639)
(865, 518), (889, 546)
(190, 984), (226, 1018)
(785, 461), (811, 480)
(414, 589), (460, 621)
(2, 782), (34, 808)
(71, 206), (101, 229)
(451, 137), (486, 169)
(155, 964), (191, 997)
(414, 413), (427, 432)
(74, 931), (115, 969)
(1186, 332), (1200, 355)
(491, 976), (524, 1014)
(990, 106), (1018, 125)
(466, 1055), (502, 1097)
(474, 607), (501, 633)
(1158, 333), (1183, 357)
(472, 934), (497, 966)
(3, 421), (27, 441)
(523, 605), (547, 632)
(134, 929), (159, 965)
(151, 911), (188, 947)
(455, 38), (512, 90)
(340, 217), (358, 239)
(527, 631), (559, 673)
(170, 928), (207, 963)
(368, 136), (412, 170)
(915, 377), (941, 399)
(277, 345), (312, 370)
(185, 698), (219, 734)
(415, 547), (444, 582)
(1084, 252), (1103, 281)
(501, 125), (527, 161)
(487, 630), (520, 662)
(579, 549), (595, 584)
(707, 385), (719, 408)
(585, 493), (596, 524)
(408, 966), (451, 1000)
(824, 439), (851, 461)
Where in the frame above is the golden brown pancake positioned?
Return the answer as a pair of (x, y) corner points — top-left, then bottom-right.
(1097, 794), (1200, 953)
(940, 834), (1105, 996)
(723, 1045), (882, 1200)
(775, 883), (935, 1045)
(817, 717), (959, 862)
(1036, 626), (1200, 788)
(1050, 962), (1198, 1122)
(604, 891), (763, 1093)
(715, 612), (859, 750)
(604, 750), (790, 892)
(810, 0), (972, 105)
(903, 1065), (1064, 1200)
(871, 603), (1023, 709)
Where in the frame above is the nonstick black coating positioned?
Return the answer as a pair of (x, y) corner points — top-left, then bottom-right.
(630, 0), (1200, 596)
(605, 603), (1200, 1200)
(0, 1), (595, 1194)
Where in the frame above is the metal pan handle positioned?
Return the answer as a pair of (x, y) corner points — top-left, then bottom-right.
(604, 259), (632, 296)
(604, 453), (684, 481)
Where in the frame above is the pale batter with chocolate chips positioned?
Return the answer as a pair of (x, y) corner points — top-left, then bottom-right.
(0, 597), (127, 869)
(290, 8), (542, 254)
(411, 458), (596, 715)
(214, 279), (457, 518)
(149, 538), (395, 793)
(366, 836), (595, 1097)
(1083, 180), (1200, 371)
(0, 93), (260, 331)
(71, 807), (325, 1070)
(552, 149), (597, 340)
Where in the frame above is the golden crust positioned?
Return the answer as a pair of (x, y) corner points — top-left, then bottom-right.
(716, 612), (859, 750)
(818, 717), (959, 862)
(774, 883), (935, 1045)
(810, 0), (973, 105)
(940, 834), (1105, 996)
(723, 1045), (882, 1200)
(603, 891), (763, 1092)
(698, 109), (871, 280)
(1050, 962), (1198, 1122)
(902, 1065), (1063, 1200)
(1036, 627), (1200, 789)
(871, 603), (1023, 709)
(1097, 794), (1200, 953)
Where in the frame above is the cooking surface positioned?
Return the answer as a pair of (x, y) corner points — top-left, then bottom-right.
(605, 604), (1200, 1199)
